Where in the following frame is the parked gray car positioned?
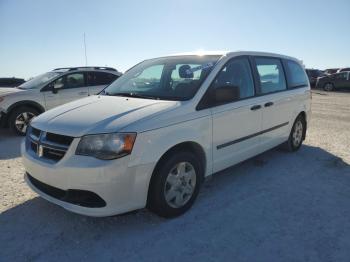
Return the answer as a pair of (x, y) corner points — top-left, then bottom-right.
(316, 71), (350, 91)
(0, 67), (121, 135)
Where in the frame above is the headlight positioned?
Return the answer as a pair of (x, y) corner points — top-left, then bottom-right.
(76, 133), (137, 160)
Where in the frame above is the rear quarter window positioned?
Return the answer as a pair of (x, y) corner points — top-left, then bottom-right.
(283, 60), (309, 88)
(254, 57), (287, 94)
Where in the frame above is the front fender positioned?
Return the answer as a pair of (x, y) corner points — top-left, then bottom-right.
(129, 115), (213, 177)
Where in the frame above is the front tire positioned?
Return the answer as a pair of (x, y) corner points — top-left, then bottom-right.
(148, 151), (203, 218)
(9, 107), (39, 136)
(285, 115), (306, 152)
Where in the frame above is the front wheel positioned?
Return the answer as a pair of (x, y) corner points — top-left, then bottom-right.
(148, 151), (203, 218)
(9, 107), (39, 136)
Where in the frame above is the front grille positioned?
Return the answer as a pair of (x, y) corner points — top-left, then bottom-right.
(30, 141), (38, 152)
(46, 132), (73, 146)
(26, 126), (74, 163)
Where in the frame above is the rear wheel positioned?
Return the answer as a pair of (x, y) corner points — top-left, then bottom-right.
(9, 107), (39, 135)
(323, 82), (334, 91)
(148, 151), (203, 218)
(285, 115), (306, 152)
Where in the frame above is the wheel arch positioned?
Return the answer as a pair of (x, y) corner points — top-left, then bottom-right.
(7, 100), (45, 117)
(1, 101), (44, 127)
(146, 141), (207, 206)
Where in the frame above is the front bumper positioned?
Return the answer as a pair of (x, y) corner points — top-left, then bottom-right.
(21, 139), (155, 217)
(0, 111), (7, 127)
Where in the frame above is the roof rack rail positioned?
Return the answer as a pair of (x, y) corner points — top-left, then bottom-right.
(53, 66), (117, 72)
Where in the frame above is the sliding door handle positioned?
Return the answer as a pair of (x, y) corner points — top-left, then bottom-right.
(250, 105), (261, 111)
(264, 102), (274, 107)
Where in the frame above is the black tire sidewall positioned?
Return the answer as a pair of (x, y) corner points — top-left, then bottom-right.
(324, 82), (334, 91)
(9, 107), (39, 136)
(148, 151), (203, 218)
(288, 116), (305, 151)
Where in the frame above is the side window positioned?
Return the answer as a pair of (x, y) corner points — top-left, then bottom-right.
(87, 72), (118, 86)
(64, 73), (85, 89)
(335, 72), (347, 80)
(53, 76), (64, 88)
(255, 57), (286, 94)
(284, 60), (308, 88)
(210, 57), (255, 105)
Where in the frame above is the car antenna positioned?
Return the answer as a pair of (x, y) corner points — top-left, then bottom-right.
(83, 33), (88, 66)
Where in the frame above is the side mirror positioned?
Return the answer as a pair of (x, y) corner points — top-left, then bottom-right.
(52, 82), (64, 93)
(213, 85), (240, 104)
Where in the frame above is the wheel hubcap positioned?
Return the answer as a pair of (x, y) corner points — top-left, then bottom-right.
(164, 162), (196, 208)
(325, 83), (332, 91)
(292, 120), (303, 147)
(15, 112), (35, 134)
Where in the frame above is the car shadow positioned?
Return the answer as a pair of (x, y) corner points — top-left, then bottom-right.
(1, 145), (350, 261)
(0, 128), (23, 159)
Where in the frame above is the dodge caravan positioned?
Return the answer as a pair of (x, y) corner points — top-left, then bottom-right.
(22, 51), (311, 218)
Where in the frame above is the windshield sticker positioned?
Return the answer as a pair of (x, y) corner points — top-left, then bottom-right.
(186, 62), (214, 74)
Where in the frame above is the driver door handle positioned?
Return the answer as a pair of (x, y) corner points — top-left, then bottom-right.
(250, 105), (262, 111)
(78, 91), (88, 95)
(264, 102), (274, 107)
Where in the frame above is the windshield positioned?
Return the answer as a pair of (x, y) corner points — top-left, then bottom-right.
(18, 72), (62, 89)
(104, 55), (220, 101)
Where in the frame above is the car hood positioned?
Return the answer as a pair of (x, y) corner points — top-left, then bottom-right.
(31, 95), (179, 137)
(0, 87), (24, 96)
(317, 75), (330, 81)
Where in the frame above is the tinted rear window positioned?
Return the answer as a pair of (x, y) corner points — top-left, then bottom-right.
(87, 72), (118, 86)
(284, 60), (308, 88)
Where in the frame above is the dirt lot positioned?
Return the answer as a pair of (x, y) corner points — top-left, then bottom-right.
(1, 90), (349, 262)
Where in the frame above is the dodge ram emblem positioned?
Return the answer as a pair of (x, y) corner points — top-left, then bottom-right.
(37, 145), (44, 157)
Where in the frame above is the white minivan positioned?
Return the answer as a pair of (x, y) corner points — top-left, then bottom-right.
(22, 51), (311, 218)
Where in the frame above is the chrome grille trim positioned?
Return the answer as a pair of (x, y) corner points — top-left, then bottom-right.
(26, 126), (73, 163)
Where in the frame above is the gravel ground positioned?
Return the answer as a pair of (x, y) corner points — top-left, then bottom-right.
(0, 90), (349, 262)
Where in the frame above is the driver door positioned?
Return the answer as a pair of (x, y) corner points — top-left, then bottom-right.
(43, 72), (89, 110)
(207, 57), (263, 172)
(334, 72), (349, 88)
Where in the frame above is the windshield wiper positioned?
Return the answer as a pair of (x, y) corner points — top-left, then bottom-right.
(108, 92), (159, 100)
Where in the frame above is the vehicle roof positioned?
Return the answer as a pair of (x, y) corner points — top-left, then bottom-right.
(164, 50), (302, 64)
(52, 66), (121, 75)
(0, 77), (25, 81)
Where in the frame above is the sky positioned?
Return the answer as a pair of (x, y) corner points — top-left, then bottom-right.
(0, 0), (349, 79)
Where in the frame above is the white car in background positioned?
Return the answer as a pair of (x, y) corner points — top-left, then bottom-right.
(22, 51), (311, 218)
(0, 67), (122, 135)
